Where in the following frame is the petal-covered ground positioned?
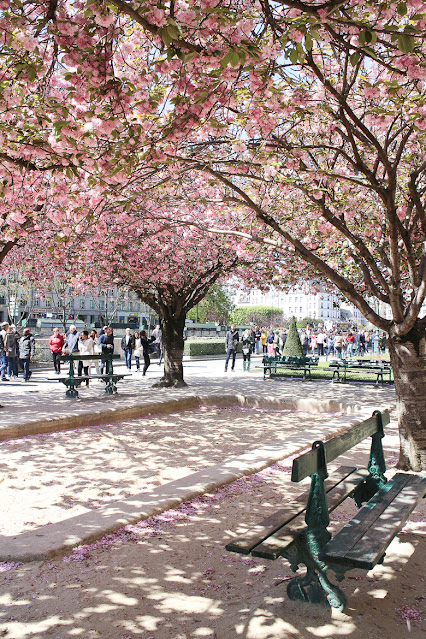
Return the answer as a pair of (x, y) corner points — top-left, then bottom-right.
(0, 411), (424, 638)
(0, 407), (331, 535)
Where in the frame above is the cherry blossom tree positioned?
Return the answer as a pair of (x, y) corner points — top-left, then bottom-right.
(2, 1), (426, 465)
(81, 0), (424, 471)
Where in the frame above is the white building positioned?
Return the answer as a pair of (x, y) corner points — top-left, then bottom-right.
(224, 280), (357, 324)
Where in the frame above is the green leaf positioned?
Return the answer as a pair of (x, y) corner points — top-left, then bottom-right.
(398, 34), (416, 53)
(350, 52), (360, 66)
(166, 25), (180, 41)
(305, 33), (313, 51)
(160, 28), (172, 47)
(359, 30), (373, 45)
(289, 48), (298, 64)
(397, 2), (407, 16)
(229, 51), (240, 67)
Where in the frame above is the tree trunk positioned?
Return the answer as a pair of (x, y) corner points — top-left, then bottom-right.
(388, 321), (426, 471)
(153, 312), (187, 388)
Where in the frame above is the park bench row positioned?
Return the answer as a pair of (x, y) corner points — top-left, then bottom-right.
(261, 355), (392, 384)
(225, 410), (426, 610)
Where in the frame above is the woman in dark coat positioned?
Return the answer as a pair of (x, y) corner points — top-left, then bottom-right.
(140, 330), (156, 376)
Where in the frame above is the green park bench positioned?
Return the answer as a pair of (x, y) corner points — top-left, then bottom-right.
(48, 353), (129, 398)
(329, 359), (392, 385)
(261, 355), (319, 381)
(225, 410), (426, 610)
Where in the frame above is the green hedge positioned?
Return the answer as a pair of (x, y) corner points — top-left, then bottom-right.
(184, 338), (242, 356)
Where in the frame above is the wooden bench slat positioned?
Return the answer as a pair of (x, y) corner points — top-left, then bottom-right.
(251, 468), (369, 560)
(292, 411), (390, 482)
(322, 473), (426, 569)
(225, 466), (357, 555)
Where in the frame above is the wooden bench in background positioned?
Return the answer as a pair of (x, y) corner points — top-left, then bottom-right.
(262, 355), (319, 381)
(225, 410), (425, 610)
(329, 359), (392, 385)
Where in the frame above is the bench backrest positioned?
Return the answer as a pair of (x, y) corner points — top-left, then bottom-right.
(291, 410), (390, 482)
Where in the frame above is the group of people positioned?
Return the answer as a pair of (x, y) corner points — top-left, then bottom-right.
(224, 323), (387, 373)
(224, 325), (268, 372)
(299, 328), (385, 358)
(48, 324), (163, 386)
(0, 322), (35, 382)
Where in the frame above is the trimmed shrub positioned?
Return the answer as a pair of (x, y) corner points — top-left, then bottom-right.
(184, 338), (242, 356)
(283, 316), (304, 357)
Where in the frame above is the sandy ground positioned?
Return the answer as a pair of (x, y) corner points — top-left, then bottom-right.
(0, 409), (424, 639)
(0, 407), (331, 536)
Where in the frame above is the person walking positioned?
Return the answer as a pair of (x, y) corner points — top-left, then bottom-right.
(224, 324), (239, 372)
(48, 327), (65, 374)
(121, 327), (134, 370)
(140, 330), (155, 376)
(242, 328), (253, 372)
(133, 331), (142, 371)
(19, 328), (35, 382)
(77, 330), (94, 388)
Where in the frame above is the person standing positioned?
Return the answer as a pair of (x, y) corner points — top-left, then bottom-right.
(266, 329), (275, 356)
(48, 327), (65, 374)
(254, 325), (261, 354)
(77, 330), (94, 388)
(6, 326), (19, 378)
(100, 326), (114, 375)
(242, 329), (253, 372)
(316, 330), (325, 357)
(224, 324), (239, 372)
(65, 325), (80, 354)
(260, 328), (267, 354)
(121, 327), (134, 370)
(19, 328), (35, 382)
(359, 330), (366, 355)
(0, 322), (9, 381)
(152, 324), (163, 365)
(364, 330), (370, 354)
(140, 330), (155, 376)
(346, 332), (355, 358)
(301, 330), (309, 357)
(90, 329), (101, 375)
(334, 332), (343, 358)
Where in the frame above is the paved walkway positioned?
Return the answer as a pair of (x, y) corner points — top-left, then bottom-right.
(0, 357), (397, 562)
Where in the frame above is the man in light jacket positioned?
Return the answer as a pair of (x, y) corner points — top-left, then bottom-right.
(121, 328), (135, 370)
